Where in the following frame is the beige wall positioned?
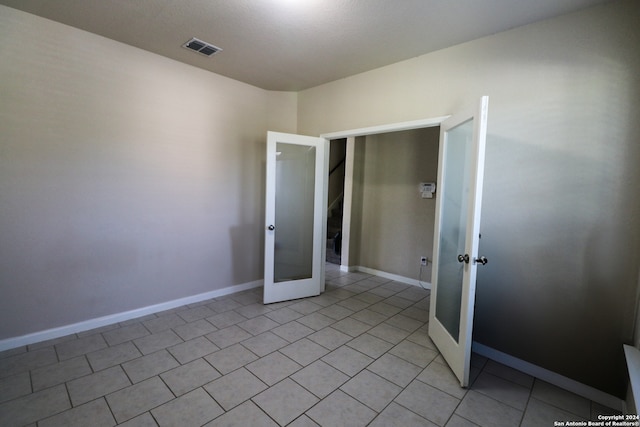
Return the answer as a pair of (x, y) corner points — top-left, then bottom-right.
(350, 128), (439, 281)
(0, 5), (295, 340)
(298, 0), (640, 398)
(1, 0), (639, 401)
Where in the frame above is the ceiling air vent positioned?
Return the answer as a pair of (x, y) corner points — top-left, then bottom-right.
(183, 38), (222, 57)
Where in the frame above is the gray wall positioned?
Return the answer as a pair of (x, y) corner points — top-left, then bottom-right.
(298, 0), (640, 397)
(0, 5), (296, 340)
(350, 128), (439, 281)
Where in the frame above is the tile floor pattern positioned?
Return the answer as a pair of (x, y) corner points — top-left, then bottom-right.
(0, 264), (621, 426)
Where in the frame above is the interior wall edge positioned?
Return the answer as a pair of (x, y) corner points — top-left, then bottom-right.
(0, 279), (263, 352)
(474, 341), (624, 411)
(353, 265), (431, 290)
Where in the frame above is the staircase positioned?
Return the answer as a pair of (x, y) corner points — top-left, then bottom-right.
(326, 200), (343, 265)
(326, 139), (346, 265)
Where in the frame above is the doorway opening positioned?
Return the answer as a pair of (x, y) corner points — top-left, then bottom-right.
(326, 139), (346, 266)
(321, 116), (448, 287)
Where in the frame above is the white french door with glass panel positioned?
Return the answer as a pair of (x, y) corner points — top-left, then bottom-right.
(264, 131), (328, 304)
(429, 96), (489, 387)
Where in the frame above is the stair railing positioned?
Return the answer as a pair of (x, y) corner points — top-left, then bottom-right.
(329, 158), (345, 177)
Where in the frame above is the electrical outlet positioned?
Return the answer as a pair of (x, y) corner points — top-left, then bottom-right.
(420, 256), (427, 266)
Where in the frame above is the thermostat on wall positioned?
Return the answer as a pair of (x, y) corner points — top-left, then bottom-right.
(419, 182), (436, 198)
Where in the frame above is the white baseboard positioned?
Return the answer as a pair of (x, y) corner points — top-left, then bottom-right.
(623, 345), (639, 414)
(349, 265), (431, 290)
(473, 341), (623, 411)
(340, 264), (355, 273)
(0, 279), (263, 352)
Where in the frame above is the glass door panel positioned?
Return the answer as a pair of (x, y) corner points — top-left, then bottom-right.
(274, 143), (316, 282)
(434, 119), (473, 342)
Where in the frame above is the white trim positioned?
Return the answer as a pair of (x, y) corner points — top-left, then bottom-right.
(0, 279), (263, 352)
(340, 265), (356, 273)
(320, 116), (450, 139)
(351, 266), (431, 290)
(338, 136), (358, 276)
(473, 341), (623, 411)
(624, 344), (640, 414)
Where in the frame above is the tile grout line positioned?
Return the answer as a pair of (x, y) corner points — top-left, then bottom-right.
(518, 377), (536, 427)
(101, 390), (119, 426)
(3, 268), (615, 426)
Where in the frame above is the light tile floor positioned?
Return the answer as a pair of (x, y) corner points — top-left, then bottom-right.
(0, 264), (621, 426)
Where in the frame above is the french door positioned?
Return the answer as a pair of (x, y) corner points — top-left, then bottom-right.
(429, 96), (489, 387)
(263, 131), (328, 304)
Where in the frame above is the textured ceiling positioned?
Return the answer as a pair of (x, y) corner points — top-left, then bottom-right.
(0, 0), (612, 91)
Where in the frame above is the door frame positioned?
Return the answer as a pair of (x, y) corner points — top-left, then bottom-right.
(268, 115), (453, 299)
(320, 116), (450, 272)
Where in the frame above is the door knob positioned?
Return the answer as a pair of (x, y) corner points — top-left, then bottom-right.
(474, 256), (488, 265)
(457, 254), (469, 264)
(267, 225), (275, 231)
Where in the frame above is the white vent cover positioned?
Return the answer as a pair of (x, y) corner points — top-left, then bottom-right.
(182, 38), (222, 57)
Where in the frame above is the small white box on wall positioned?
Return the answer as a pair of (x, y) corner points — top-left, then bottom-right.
(419, 182), (436, 198)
